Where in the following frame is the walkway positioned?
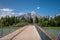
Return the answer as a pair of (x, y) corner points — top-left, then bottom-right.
(0, 25), (42, 40)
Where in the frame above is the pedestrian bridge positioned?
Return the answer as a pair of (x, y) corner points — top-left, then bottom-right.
(0, 25), (56, 40)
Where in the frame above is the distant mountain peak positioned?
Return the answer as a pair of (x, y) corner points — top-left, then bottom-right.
(31, 11), (36, 15)
(18, 11), (41, 20)
(31, 11), (41, 19)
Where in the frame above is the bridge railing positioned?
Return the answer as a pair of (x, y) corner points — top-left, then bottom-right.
(35, 24), (57, 40)
(0, 25), (28, 40)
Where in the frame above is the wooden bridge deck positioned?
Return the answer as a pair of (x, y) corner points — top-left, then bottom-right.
(0, 25), (42, 40)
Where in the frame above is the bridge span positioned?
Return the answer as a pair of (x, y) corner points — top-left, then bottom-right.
(0, 25), (56, 40)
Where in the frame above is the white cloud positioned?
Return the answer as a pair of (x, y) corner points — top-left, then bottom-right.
(19, 12), (25, 15)
(0, 8), (14, 17)
(0, 8), (26, 18)
(0, 8), (13, 12)
(36, 6), (40, 9)
(56, 14), (60, 16)
(11, 12), (15, 15)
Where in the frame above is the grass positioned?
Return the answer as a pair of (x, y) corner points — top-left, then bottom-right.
(0, 26), (20, 38)
(0, 20), (29, 38)
(13, 21), (29, 27)
(44, 27), (60, 38)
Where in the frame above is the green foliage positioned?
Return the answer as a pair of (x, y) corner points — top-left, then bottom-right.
(27, 18), (33, 23)
(38, 15), (60, 27)
(54, 15), (60, 26)
(0, 16), (33, 27)
(0, 15), (60, 27)
(0, 16), (20, 26)
(35, 17), (39, 23)
(38, 17), (49, 27)
(13, 20), (29, 27)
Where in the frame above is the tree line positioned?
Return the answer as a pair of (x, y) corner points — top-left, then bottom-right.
(37, 15), (60, 27)
(0, 16), (33, 27)
(0, 15), (60, 27)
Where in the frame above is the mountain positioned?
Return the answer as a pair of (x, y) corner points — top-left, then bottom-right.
(18, 11), (41, 20)
(31, 11), (41, 19)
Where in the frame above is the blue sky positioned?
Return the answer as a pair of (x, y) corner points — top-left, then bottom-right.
(0, 0), (60, 17)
